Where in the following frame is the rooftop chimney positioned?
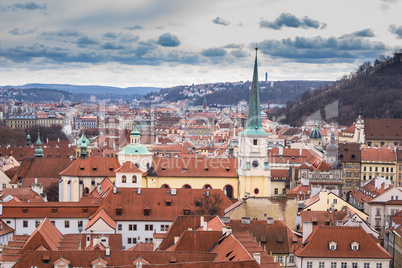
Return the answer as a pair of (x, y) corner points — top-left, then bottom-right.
(254, 253), (261, 265)
(105, 246), (110, 257)
(302, 221), (313, 243)
(267, 217), (274, 225)
(222, 226), (232, 236)
(241, 217), (250, 225)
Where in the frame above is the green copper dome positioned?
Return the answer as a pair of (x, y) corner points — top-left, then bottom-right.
(309, 124), (322, 139)
(119, 143), (151, 155)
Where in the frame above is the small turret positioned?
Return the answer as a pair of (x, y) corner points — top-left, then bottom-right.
(76, 131), (90, 159)
(130, 123), (141, 145)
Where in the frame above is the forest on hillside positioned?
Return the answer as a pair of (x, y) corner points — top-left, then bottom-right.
(279, 51), (402, 126)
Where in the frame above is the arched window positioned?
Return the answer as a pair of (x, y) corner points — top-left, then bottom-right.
(161, 184), (170, 188)
(132, 175), (137, 183)
(224, 185), (233, 199)
(182, 184), (192, 189)
(122, 175), (126, 183)
(203, 184), (212, 189)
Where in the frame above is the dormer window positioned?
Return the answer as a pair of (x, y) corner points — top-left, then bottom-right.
(351, 241), (359, 251)
(116, 207), (122, 216)
(144, 206), (151, 216)
(122, 175), (127, 183)
(183, 206), (190, 215)
(328, 241), (337, 250)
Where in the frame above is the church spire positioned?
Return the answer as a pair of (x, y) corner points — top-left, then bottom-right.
(244, 48), (267, 136)
(26, 130), (31, 146)
(34, 132), (43, 157)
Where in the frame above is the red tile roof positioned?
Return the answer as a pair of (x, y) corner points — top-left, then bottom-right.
(93, 188), (232, 222)
(20, 218), (63, 254)
(115, 161), (142, 173)
(361, 146), (396, 162)
(0, 188), (41, 202)
(150, 157), (237, 178)
(0, 198), (101, 218)
(295, 226), (391, 259)
(228, 220), (301, 254)
(364, 119), (402, 140)
(158, 215), (216, 251)
(13, 250), (220, 267)
(85, 209), (116, 230)
(11, 157), (72, 188)
(59, 156), (120, 177)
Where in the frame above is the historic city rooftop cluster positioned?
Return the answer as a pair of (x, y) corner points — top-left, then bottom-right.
(0, 51), (401, 268)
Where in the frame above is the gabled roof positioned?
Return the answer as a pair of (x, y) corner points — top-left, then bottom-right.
(210, 234), (253, 262)
(21, 218), (63, 254)
(115, 161), (142, 173)
(295, 226), (391, 259)
(86, 209), (116, 230)
(0, 219), (14, 236)
(158, 215), (215, 251)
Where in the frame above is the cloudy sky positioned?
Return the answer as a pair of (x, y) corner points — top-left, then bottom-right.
(0, 0), (401, 88)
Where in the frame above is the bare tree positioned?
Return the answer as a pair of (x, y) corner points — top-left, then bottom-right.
(196, 193), (224, 215)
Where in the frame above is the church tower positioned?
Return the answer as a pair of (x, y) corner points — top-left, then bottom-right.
(238, 48), (270, 198)
(118, 123), (153, 172)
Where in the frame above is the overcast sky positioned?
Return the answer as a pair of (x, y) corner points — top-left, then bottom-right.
(0, 0), (401, 88)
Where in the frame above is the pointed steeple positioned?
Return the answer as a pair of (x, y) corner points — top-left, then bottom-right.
(26, 130), (31, 146)
(203, 94), (207, 110)
(34, 132), (43, 157)
(243, 48), (267, 136)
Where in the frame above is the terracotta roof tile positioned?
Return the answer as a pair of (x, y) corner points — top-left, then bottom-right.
(150, 157), (237, 178)
(115, 161), (142, 173)
(295, 226), (391, 259)
(93, 188), (232, 222)
(364, 119), (402, 140)
(59, 157), (120, 177)
(85, 209), (116, 230)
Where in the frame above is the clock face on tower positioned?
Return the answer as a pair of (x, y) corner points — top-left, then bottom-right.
(252, 160), (259, 168)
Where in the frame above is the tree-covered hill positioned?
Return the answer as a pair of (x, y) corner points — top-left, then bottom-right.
(280, 51), (402, 126)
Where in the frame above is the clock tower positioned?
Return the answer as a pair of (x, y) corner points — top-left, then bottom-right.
(238, 48), (270, 197)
